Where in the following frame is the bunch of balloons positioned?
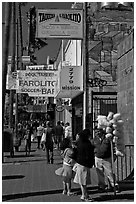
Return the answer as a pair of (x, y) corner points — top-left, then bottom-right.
(97, 112), (124, 157)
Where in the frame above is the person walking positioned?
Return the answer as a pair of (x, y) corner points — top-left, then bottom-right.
(37, 122), (44, 149)
(54, 121), (64, 150)
(44, 121), (54, 164)
(73, 129), (94, 202)
(91, 126), (120, 193)
(24, 129), (31, 156)
(65, 122), (72, 143)
(61, 121), (65, 139)
(55, 138), (75, 196)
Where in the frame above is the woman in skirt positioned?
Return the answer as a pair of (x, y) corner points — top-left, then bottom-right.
(55, 138), (75, 196)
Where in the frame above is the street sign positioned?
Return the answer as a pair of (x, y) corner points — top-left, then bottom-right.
(36, 9), (83, 39)
(16, 70), (57, 97)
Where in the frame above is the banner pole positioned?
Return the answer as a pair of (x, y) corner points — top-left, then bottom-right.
(83, 2), (87, 129)
(110, 140), (116, 196)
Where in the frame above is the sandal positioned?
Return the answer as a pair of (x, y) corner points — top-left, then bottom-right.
(67, 192), (74, 196)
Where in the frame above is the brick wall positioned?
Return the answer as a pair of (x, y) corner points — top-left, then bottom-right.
(117, 29), (134, 145)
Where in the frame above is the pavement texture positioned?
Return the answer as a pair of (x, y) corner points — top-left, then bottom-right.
(2, 140), (134, 202)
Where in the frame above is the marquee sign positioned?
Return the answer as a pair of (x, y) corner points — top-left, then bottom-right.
(16, 70), (57, 97)
(36, 9), (83, 39)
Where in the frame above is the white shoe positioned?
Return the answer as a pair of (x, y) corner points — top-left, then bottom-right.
(62, 190), (67, 195)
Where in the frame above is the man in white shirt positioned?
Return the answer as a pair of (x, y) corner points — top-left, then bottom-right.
(65, 122), (72, 142)
(37, 123), (44, 149)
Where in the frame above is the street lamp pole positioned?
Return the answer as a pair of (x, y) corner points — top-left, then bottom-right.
(2, 2), (12, 163)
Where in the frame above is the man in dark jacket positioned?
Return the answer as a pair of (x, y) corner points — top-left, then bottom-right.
(54, 121), (64, 150)
(45, 121), (54, 164)
(91, 126), (119, 193)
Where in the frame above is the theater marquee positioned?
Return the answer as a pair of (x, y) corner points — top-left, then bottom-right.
(36, 9), (83, 39)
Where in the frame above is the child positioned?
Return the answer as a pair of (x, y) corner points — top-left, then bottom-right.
(55, 138), (75, 196)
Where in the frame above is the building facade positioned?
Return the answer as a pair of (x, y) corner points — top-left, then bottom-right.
(55, 2), (134, 140)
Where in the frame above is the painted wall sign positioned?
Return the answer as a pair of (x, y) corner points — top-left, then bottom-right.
(36, 9), (83, 39)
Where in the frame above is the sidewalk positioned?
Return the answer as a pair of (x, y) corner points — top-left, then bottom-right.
(2, 141), (134, 202)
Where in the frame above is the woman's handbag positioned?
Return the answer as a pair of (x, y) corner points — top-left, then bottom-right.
(72, 163), (78, 172)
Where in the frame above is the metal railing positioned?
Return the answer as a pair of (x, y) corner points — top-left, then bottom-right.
(115, 144), (134, 181)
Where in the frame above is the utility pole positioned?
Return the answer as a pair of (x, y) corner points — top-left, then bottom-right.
(14, 19), (19, 150)
(9, 3), (16, 130)
(2, 2), (12, 163)
(18, 3), (24, 70)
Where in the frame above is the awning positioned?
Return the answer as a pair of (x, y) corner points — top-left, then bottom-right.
(56, 90), (83, 99)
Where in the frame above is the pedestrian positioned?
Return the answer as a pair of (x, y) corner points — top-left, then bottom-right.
(61, 121), (65, 139)
(44, 121), (54, 164)
(37, 122), (44, 149)
(55, 138), (75, 196)
(91, 126), (120, 193)
(73, 129), (94, 202)
(54, 121), (64, 150)
(40, 126), (47, 151)
(24, 129), (31, 156)
(65, 122), (72, 143)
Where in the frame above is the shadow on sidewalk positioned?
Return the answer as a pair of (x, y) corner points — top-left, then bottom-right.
(2, 175), (25, 180)
(2, 188), (64, 201)
(2, 187), (134, 202)
(6, 154), (36, 158)
(93, 193), (134, 201)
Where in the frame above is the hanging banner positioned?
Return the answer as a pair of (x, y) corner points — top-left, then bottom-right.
(36, 9), (83, 39)
(55, 66), (83, 98)
(6, 64), (17, 90)
(17, 70), (57, 97)
(26, 64), (54, 70)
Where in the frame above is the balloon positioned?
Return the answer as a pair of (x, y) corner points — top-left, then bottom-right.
(97, 115), (109, 128)
(105, 133), (113, 139)
(113, 113), (121, 121)
(113, 129), (120, 136)
(107, 112), (114, 121)
(106, 127), (112, 133)
(113, 136), (118, 143)
(115, 149), (124, 157)
(116, 120), (124, 126)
